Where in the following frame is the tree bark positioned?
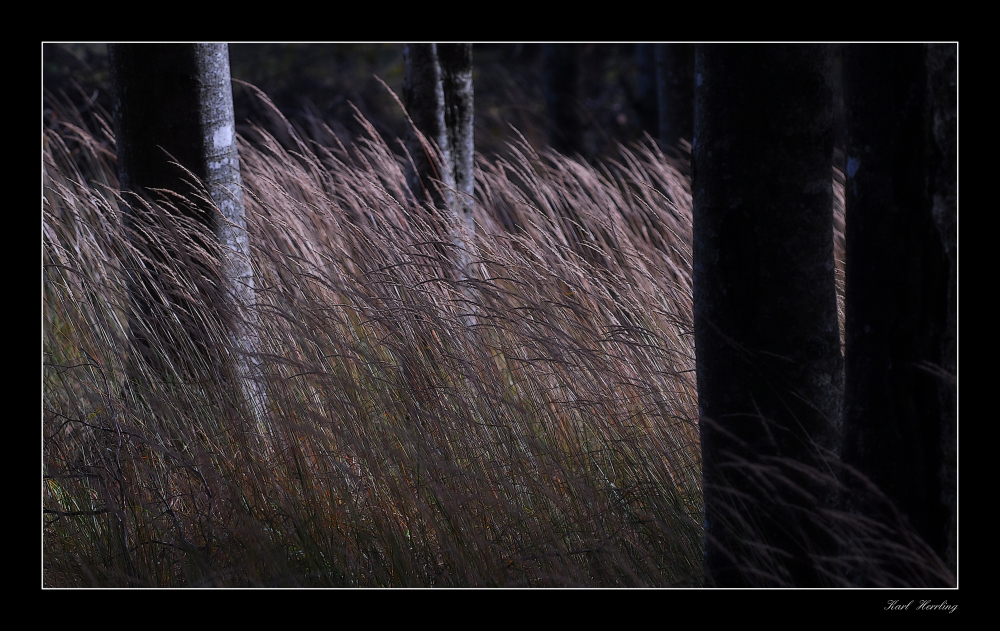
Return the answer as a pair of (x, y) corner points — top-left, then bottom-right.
(841, 43), (954, 583)
(634, 43), (658, 137)
(403, 43), (454, 212)
(110, 43), (265, 426)
(926, 43), (957, 577)
(655, 43), (695, 155)
(693, 44), (843, 587)
(404, 43), (477, 286)
(542, 44), (586, 157)
(438, 43), (476, 279)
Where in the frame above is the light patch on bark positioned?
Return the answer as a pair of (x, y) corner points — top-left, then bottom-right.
(213, 123), (234, 149)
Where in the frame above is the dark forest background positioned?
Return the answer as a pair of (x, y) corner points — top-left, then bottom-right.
(43, 42), (851, 187)
(45, 43), (656, 160)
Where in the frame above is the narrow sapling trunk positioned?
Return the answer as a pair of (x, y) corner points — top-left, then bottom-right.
(403, 42), (478, 314)
(437, 43), (476, 280)
(403, 43), (455, 213)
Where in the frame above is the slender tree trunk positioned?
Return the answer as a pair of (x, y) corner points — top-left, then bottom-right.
(693, 44), (843, 587)
(109, 43), (266, 429)
(841, 44), (954, 584)
(403, 43), (454, 213)
(404, 43), (477, 290)
(437, 43), (476, 280)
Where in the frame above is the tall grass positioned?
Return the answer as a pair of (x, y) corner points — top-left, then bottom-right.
(43, 89), (952, 588)
(43, 91), (704, 587)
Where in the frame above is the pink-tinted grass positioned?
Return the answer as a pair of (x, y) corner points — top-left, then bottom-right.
(44, 94), (702, 587)
(46, 84), (948, 588)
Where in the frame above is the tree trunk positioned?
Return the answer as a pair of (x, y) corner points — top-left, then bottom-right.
(403, 43), (454, 213)
(437, 43), (476, 279)
(693, 44), (843, 587)
(542, 44), (586, 157)
(655, 43), (695, 155)
(634, 43), (658, 137)
(841, 43), (954, 584)
(926, 43), (957, 578)
(404, 43), (477, 289)
(109, 43), (265, 427)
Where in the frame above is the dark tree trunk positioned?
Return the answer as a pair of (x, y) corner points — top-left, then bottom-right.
(693, 44), (843, 587)
(634, 43), (658, 137)
(542, 44), (585, 157)
(926, 43), (957, 577)
(841, 44), (954, 584)
(111, 45), (204, 201)
(110, 44), (265, 425)
(655, 43), (695, 155)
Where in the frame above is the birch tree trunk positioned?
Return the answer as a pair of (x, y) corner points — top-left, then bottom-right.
(403, 43), (455, 213)
(437, 43), (476, 280)
(404, 43), (477, 288)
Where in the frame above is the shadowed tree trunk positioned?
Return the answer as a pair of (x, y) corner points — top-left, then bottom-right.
(926, 43), (957, 577)
(109, 43), (265, 428)
(655, 43), (695, 157)
(634, 43), (658, 137)
(543, 43), (586, 158)
(841, 43), (955, 584)
(693, 44), (843, 587)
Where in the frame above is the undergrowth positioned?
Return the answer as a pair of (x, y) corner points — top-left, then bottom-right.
(43, 90), (703, 587)
(43, 86), (950, 588)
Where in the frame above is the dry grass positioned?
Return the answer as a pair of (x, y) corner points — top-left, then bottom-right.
(43, 88), (951, 588)
(43, 91), (703, 587)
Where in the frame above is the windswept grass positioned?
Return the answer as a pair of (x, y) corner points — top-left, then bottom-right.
(43, 92), (703, 587)
(43, 88), (951, 588)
